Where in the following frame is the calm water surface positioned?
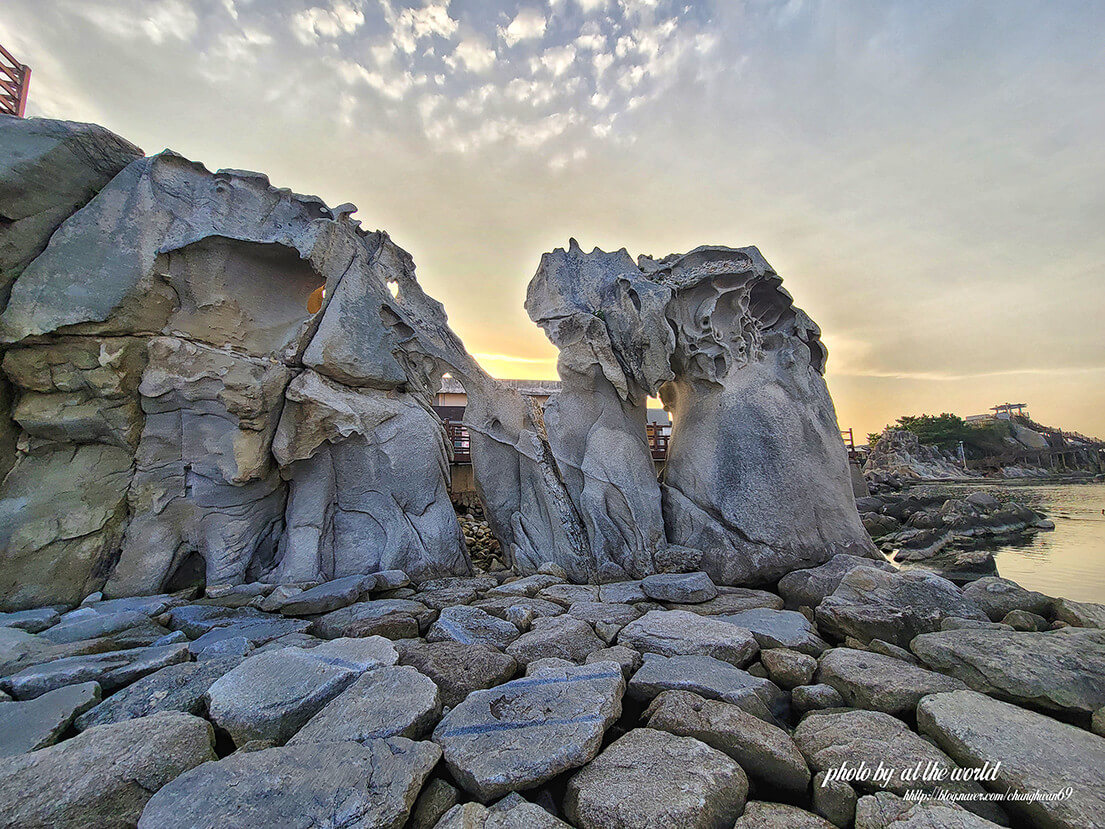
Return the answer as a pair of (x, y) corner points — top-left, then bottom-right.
(944, 481), (1105, 603)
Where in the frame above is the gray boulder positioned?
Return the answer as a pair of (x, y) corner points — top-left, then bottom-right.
(734, 802), (837, 828)
(792, 683), (845, 714)
(505, 615), (605, 665)
(645, 689), (810, 792)
(641, 572), (718, 603)
(0, 711), (214, 829)
(816, 566), (987, 647)
(717, 608), (828, 656)
(1054, 597), (1105, 628)
(761, 648), (817, 689)
(567, 601), (641, 627)
(816, 647), (967, 716)
(137, 738), (440, 829)
(39, 609), (165, 644)
(911, 627), (1105, 716)
(206, 637), (397, 745)
(628, 653), (789, 724)
(564, 727), (748, 829)
(618, 609), (759, 667)
(75, 656), (241, 730)
(854, 792), (1004, 828)
(186, 616), (311, 655)
(309, 599), (432, 639)
(396, 640), (518, 708)
(275, 574), (375, 616)
(289, 665), (441, 743)
(662, 587), (784, 615)
(0, 681), (100, 755)
(0, 608), (61, 633)
(435, 794), (571, 828)
(585, 645), (642, 678)
(3, 642), (190, 698)
(813, 770), (858, 828)
(427, 605), (521, 650)
(778, 554), (896, 609)
(918, 690), (1105, 829)
(407, 778), (461, 829)
(962, 576), (1053, 621)
(598, 581), (648, 604)
(432, 660), (623, 801)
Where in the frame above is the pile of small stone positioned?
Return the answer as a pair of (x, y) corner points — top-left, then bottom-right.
(1, 559), (1104, 828)
(457, 505), (505, 572)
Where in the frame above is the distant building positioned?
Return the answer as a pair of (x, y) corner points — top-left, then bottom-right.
(965, 402), (1031, 423)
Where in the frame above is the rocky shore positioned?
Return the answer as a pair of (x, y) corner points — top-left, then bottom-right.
(1, 557), (1103, 828)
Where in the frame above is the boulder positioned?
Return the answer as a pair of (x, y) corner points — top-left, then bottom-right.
(911, 627), (1105, 716)
(813, 770), (858, 828)
(75, 656), (241, 730)
(761, 648), (817, 689)
(274, 574), (375, 616)
(734, 802), (837, 828)
(432, 660), (624, 801)
(816, 647), (967, 716)
(662, 587), (784, 615)
(407, 778), (461, 829)
(206, 637), (397, 745)
(645, 690), (810, 792)
(1054, 597), (1105, 629)
(289, 665), (440, 743)
(641, 572), (718, 603)
(598, 581), (648, 604)
(962, 576), (1052, 621)
(185, 616), (311, 655)
(816, 566), (987, 647)
(137, 738), (440, 829)
(0, 681), (100, 755)
(585, 645), (642, 678)
(39, 609), (166, 644)
(472, 596), (566, 621)
(396, 640), (518, 708)
(165, 605), (271, 638)
(0, 711), (214, 829)
(426, 605), (521, 650)
(505, 615), (605, 665)
(792, 683), (845, 714)
(854, 792), (1004, 828)
(0, 608), (61, 634)
(567, 601), (641, 627)
(793, 708), (1005, 824)
(309, 599), (432, 639)
(434, 794), (571, 828)
(486, 574), (564, 598)
(777, 554), (896, 610)
(628, 653), (789, 724)
(618, 609), (759, 667)
(717, 608), (828, 656)
(3, 642), (190, 699)
(564, 727), (748, 829)
(918, 690), (1105, 829)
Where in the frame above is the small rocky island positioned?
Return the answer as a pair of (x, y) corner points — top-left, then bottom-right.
(0, 115), (1102, 829)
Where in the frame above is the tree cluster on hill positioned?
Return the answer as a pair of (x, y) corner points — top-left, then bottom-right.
(868, 413), (1012, 456)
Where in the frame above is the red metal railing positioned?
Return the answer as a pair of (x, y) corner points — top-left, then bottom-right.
(444, 419), (671, 464)
(0, 43), (30, 117)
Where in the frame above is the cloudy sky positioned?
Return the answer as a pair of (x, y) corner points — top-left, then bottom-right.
(4, 0), (1104, 438)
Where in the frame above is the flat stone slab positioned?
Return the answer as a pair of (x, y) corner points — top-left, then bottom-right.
(309, 599), (432, 639)
(816, 647), (966, 716)
(472, 596), (566, 620)
(641, 572), (718, 603)
(166, 605), (272, 638)
(186, 617), (311, 655)
(3, 642), (190, 699)
(645, 689), (810, 792)
(618, 609), (759, 667)
(432, 660), (624, 801)
(735, 802), (837, 828)
(206, 637), (397, 745)
(289, 665), (440, 743)
(40, 609), (167, 645)
(564, 728), (747, 829)
(816, 566), (988, 647)
(567, 601), (641, 627)
(793, 708), (1005, 824)
(597, 581), (647, 604)
(911, 627), (1105, 715)
(397, 640), (518, 708)
(75, 656), (242, 730)
(0, 681), (100, 755)
(918, 689), (1105, 829)
(663, 588), (784, 615)
(628, 653), (788, 724)
(777, 554), (896, 609)
(855, 792), (1004, 829)
(539, 583), (601, 607)
(717, 608), (828, 656)
(0, 608), (61, 633)
(427, 605), (521, 650)
(0, 711), (214, 829)
(486, 574), (564, 598)
(276, 574), (375, 616)
(962, 577), (1053, 622)
(505, 615), (605, 665)
(137, 738), (440, 829)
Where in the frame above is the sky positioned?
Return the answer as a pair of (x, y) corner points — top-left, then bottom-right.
(3, 0), (1104, 440)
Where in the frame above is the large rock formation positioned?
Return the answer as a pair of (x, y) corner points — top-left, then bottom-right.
(0, 116), (872, 608)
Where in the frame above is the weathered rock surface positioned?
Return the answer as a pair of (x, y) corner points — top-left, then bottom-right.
(435, 794), (571, 828)
(663, 587), (784, 615)
(1053, 596), (1105, 628)
(3, 642), (190, 698)
(0, 711), (214, 829)
(778, 554), (896, 610)
(289, 664), (440, 743)
(310, 598), (432, 639)
(640, 571), (718, 603)
(427, 605), (521, 650)
(911, 627), (1105, 715)
(138, 738), (440, 829)
(918, 690), (1105, 829)
(761, 647), (817, 689)
(792, 683), (845, 714)
(432, 660), (623, 801)
(962, 576), (1053, 622)
(205, 637), (397, 745)
(74, 656), (241, 730)
(618, 609), (759, 667)
(854, 792), (1003, 829)
(816, 647), (967, 715)
(628, 653), (788, 724)
(273, 574), (374, 615)
(564, 727), (748, 829)
(0, 607), (61, 633)
(718, 608), (828, 655)
(504, 615), (604, 665)
(734, 802), (837, 828)
(397, 640), (518, 708)
(817, 566), (987, 647)
(645, 689), (810, 792)
(0, 681), (100, 755)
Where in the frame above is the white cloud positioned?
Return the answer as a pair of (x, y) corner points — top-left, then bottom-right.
(386, 1), (458, 53)
(593, 51), (615, 76)
(78, 0), (198, 45)
(498, 8), (546, 46)
(538, 44), (577, 77)
(448, 38), (496, 73)
(290, 0), (365, 44)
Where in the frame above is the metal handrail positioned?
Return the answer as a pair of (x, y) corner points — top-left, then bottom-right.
(0, 42), (30, 118)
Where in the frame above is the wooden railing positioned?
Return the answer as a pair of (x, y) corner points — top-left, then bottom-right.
(0, 43), (30, 118)
(444, 419), (671, 464)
